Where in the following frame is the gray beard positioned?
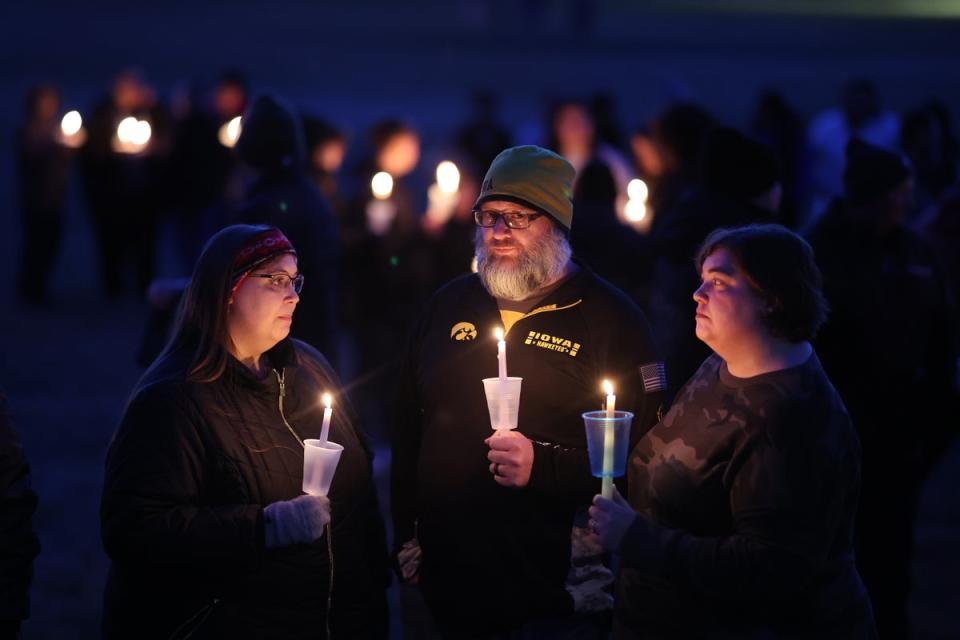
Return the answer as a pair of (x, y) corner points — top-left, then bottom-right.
(475, 225), (572, 301)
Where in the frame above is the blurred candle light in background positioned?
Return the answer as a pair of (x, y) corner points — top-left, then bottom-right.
(425, 160), (461, 228)
(113, 116), (152, 154)
(624, 178), (652, 230)
(61, 111), (82, 136)
(218, 115), (242, 148)
(59, 110), (87, 148)
(367, 171), (397, 235)
(436, 161), (460, 194)
(371, 171), (394, 200)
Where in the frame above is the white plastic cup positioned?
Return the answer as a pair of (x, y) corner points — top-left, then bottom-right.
(302, 439), (343, 496)
(481, 377), (523, 431)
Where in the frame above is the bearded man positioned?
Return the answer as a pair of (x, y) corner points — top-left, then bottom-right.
(391, 146), (665, 638)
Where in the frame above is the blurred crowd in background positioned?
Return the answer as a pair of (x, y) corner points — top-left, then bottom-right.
(10, 62), (960, 637)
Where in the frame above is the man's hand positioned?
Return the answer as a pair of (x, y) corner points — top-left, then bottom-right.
(588, 487), (637, 552)
(397, 538), (422, 584)
(485, 430), (534, 487)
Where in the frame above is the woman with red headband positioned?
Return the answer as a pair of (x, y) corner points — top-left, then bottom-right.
(100, 224), (388, 639)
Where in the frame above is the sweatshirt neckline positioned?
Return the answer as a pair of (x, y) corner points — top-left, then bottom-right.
(717, 352), (816, 389)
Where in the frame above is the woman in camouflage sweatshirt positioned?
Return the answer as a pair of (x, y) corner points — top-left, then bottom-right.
(590, 224), (877, 638)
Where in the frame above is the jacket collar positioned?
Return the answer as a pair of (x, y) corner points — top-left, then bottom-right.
(224, 338), (299, 392)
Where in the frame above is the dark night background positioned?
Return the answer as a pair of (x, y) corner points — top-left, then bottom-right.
(1, 1), (958, 637)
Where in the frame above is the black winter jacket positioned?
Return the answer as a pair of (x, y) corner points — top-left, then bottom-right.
(101, 339), (388, 639)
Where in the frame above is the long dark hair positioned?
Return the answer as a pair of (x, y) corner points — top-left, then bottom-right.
(139, 224), (278, 390)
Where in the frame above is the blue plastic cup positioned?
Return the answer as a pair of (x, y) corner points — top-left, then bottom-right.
(582, 410), (634, 480)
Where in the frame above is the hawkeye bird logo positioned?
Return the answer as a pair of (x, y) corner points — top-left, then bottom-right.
(450, 322), (478, 341)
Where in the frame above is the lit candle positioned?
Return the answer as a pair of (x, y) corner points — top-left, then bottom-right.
(319, 392), (333, 444)
(494, 327), (507, 380)
(601, 380), (616, 499)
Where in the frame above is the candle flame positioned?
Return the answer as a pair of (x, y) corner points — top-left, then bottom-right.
(494, 327), (504, 342)
(322, 392), (333, 408)
(602, 380), (614, 395)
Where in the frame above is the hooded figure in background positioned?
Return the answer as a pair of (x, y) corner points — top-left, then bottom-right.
(137, 94), (341, 369)
(227, 94), (341, 365)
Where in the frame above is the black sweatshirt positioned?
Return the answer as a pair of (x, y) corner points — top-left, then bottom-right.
(391, 268), (664, 632)
(617, 353), (876, 637)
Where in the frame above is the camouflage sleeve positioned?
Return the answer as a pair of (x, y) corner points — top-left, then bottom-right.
(619, 403), (845, 603)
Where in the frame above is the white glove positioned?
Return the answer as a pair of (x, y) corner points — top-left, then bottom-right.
(263, 494), (330, 549)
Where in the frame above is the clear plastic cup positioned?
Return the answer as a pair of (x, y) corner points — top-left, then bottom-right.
(481, 377), (523, 431)
(582, 410), (634, 479)
(302, 439), (343, 496)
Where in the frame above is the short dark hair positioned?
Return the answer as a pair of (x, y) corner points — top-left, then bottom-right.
(695, 224), (829, 342)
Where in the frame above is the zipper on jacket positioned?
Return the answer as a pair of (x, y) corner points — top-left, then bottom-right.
(274, 369), (304, 447)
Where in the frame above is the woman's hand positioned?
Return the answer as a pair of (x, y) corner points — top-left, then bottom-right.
(397, 538), (422, 584)
(588, 487), (637, 552)
(263, 494), (330, 549)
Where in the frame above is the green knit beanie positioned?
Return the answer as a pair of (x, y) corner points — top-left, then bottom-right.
(475, 145), (575, 229)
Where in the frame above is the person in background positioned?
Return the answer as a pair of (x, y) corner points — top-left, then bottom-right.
(802, 78), (900, 232)
(79, 69), (171, 298)
(591, 224), (876, 638)
(16, 84), (71, 305)
(455, 89), (513, 174)
(341, 119), (430, 433)
(166, 69), (249, 269)
(648, 126), (781, 401)
(101, 225), (388, 639)
(808, 139), (958, 639)
(303, 115), (348, 218)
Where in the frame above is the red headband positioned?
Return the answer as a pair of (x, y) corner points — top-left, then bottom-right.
(229, 229), (297, 300)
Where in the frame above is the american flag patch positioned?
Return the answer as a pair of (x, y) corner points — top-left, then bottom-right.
(639, 362), (667, 393)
